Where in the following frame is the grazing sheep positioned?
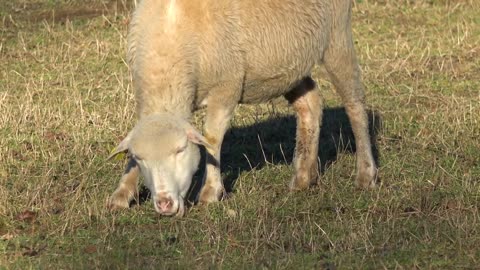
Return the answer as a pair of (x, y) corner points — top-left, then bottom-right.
(107, 0), (377, 217)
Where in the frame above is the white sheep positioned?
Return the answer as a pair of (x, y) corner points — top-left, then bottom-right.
(107, 0), (378, 217)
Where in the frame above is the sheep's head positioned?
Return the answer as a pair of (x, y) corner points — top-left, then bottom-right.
(108, 114), (210, 217)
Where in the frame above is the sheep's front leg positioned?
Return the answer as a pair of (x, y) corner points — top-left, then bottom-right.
(198, 85), (240, 203)
(285, 78), (322, 190)
(107, 158), (139, 209)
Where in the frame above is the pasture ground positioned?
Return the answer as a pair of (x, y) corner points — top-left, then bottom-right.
(1, 0), (479, 268)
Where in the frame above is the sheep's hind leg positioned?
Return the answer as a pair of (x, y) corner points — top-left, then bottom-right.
(198, 81), (241, 204)
(324, 39), (377, 188)
(107, 158), (139, 209)
(285, 77), (322, 190)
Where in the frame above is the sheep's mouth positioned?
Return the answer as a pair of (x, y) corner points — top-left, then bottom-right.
(154, 200), (184, 217)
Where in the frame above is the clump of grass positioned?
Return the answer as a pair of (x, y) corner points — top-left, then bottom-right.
(1, 0), (479, 268)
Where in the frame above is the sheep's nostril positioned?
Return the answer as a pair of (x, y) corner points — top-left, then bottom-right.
(157, 198), (173, 213)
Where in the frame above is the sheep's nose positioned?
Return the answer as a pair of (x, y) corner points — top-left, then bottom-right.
(156, 197), (174, 214)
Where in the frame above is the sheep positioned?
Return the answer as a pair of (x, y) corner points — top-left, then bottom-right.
(107, 0), (378, 217)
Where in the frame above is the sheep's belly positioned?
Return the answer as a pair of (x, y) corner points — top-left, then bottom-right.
(239, 72), (307, 104)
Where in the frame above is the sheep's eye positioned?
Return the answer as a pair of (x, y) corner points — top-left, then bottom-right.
(175, 145), (187, 155)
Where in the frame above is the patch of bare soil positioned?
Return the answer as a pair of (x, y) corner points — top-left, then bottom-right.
(4, 0), (134, 24)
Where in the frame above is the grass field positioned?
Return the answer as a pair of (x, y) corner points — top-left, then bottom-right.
(1, 0), (479, 268)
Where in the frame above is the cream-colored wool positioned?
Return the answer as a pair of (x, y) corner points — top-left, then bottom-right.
(108, 0), (377, 216)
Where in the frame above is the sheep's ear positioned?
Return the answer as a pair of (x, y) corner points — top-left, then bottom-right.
(107, 131), (133, 161)
(185, 125), (213, 150)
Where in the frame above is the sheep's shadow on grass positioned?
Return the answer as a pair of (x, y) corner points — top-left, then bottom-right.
(135, 107), (381, 206)
(184, 107), (382, 203)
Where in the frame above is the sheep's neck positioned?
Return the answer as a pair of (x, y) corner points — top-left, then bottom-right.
(135, 85), (194, 120)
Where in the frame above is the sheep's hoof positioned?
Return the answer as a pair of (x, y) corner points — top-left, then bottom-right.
(289, 171), (318, 191)
(107, 191), (130, 210)
(198, 185), (224, 204)
(355, 166), (377, 189)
